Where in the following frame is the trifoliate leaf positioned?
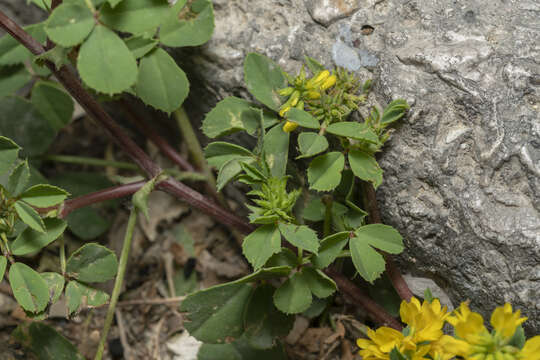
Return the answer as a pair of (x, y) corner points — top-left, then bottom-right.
(124, 36), (158, 59)
(77, 25), (138, 95)
(45, 2), (95, 47)
(311, 231), (350, 269)
(326, 122), (379, 143)
(135, 48), (189, 113)
(302, 267), (337, 298)
(307, 152), (345, 191)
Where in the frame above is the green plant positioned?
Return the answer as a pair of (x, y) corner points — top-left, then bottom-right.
(0, 0), (417, 358)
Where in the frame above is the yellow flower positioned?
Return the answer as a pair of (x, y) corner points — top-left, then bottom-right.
(491, 303), (527, 339)
(521, 336), (540, 360)
(357, 327), (403, 360)
(305, 90), (321, 99)
(306, 70), (330, 88)
(400, 297), (448, 343)
(447, 301), (487, 340)
(320, 74), (337, 90)
(282, 120), (298, 133)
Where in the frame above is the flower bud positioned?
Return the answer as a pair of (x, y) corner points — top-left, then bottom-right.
(306, 70), (330, 88)
(282, 120), (298, 133)
(320, 75), (337, 90)
(295, 100), (304, 110)
(279, 106), (291, 117)
(289, 90), (300, 107)
(278, 87), (294, 96)
(305, 91), (321, 99)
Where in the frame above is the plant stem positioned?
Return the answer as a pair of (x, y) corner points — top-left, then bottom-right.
(95, 207), (137, 360)
(42, 155), (139, 171)
(364, 183), (413, 301)
(325, 268), (403, 330)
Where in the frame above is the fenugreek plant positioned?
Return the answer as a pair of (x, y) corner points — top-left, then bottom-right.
(1, 1), (535, 360)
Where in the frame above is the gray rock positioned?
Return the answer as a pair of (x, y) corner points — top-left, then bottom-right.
(185, 0), (539, 334)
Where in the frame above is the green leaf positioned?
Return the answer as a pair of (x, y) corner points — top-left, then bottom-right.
(7, 160), (30, 196)
(216, 157), (254, 191)
(9, 262), (49, 312)
(0, 65), (31, 97)
(508, 326), (526, 349)
(0, 97), (56, 156)
(202, 96), (261, 138)
(11, 218), (67, 256)
(136, 48), (189, 113)
(66, 207), (111, 240)
(31, 81), (75, 131)
(133, 174), (161, 220)
(325, 122), (379, 143)
(205, 142), (254, 169)
(14, 200), (45, 233)
(77, 25), (138, 95)
(65, 280), (110, 314)
(0, 23), (47, 66)
(349, 149), (383, 189)
(0, 136), (20, 175)
(12, 322), (85, 360)
(242, 224), (281, 270)
(244, 284), (294, 349)
(312, 231), (350, 269)
(302, 267), (336, 298)
(0, 256), (6, 281)
(262, 124), (289, 178)
(66, 243), (118, 283)
(349, 236), (386, 283)
(355, 224), (403, 254)
(307, 152), (345, 192)
(180, 282), (254, 343)
(41, 272), (65, 304)
(278, 223), (319, 254)
(244, 53), (287, 111)
(45, 2), (95, 47)
(100, 0), (170, 35)
(273, 272), (312, 314)
(198, 343), (242, 360)
(160, 0), (214, 47)
(368, 275), (401, 317)
(296, 132), (328, 159)
(390, 347), (408, 360)
(27, 0), (52, 10)
(19, 184), (69, 207)
(285, 108), (320, 129)
(124, 36), (158, 59)
(381, 99), (409, 125)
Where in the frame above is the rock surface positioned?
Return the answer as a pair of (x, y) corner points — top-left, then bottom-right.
(1, 0), (538, 333)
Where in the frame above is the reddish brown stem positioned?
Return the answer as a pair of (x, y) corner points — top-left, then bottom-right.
(120, 100), (196, 172)
(325, 269), (403, 330)
(365, 184), (414, 301)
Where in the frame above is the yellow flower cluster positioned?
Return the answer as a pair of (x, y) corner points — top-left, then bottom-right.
(278, 68), (337, 132)
(357, 297), (540, 360)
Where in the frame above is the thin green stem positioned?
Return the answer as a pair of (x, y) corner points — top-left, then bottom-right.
(42, 155), (139, 171)
(94, 208), (137, 360)
(1, 232), (10, 254)
(59, 235), (66, 275)
(84, 0), (96, 13)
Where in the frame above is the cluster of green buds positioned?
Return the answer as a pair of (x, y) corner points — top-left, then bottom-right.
(246, 176), (301, 224)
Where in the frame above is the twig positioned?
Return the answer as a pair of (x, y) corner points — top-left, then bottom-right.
(95, 208), (137, 360)
(364, 184), (413, 301)
(325, 268), (402, 330)
(117, 296), (185, 307)
(120, 100), (195, 172)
